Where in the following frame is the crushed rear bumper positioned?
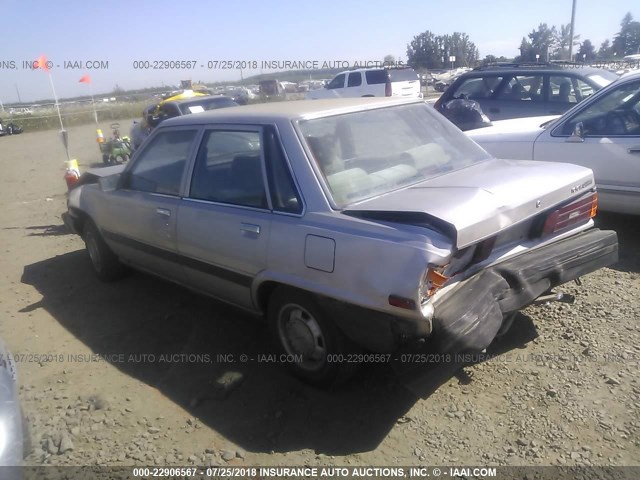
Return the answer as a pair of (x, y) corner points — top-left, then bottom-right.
(433, 228), (618, 353)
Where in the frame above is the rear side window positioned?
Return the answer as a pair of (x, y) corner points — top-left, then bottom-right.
(190, 130), (266, 208)
(347, 72), (362, 87)
(452, 76), (504, 99)
(365, 70), (389, 85)
(127, 129), (198, 195)
(388, 69), (419, 82)
(496, 75), (543, 101)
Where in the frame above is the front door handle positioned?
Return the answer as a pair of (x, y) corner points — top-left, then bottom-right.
(240, 223), (261, 235)
(156, 208), (171, 217)
(628, 146), (640, 154)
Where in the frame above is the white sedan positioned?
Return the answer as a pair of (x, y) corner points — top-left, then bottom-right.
(468, 70), (640, 215)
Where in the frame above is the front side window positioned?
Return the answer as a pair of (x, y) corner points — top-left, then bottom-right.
(557, 80), (640, 137)
(549, 76), (595, 104)
(126, 129), (197, 195)
(189, 130), (267, 208)
(327, 74), (345, 90)
(298, 103), (491, 207)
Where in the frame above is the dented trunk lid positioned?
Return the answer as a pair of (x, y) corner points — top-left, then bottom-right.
(344, 158), (594, 249)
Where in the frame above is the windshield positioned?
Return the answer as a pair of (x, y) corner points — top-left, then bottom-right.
(178, 97), (238, 115)
(297, 103), (491, 207)
(587, 71), (619, 88)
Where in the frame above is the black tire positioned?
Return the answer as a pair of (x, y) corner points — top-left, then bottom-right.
(102, 154), (109, 165)
(268, 287), (355, 387)
(109, 155), (116, 165)
(83, 221), (126, 282)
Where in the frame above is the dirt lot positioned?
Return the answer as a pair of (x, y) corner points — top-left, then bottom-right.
(0, 122), (638, 469)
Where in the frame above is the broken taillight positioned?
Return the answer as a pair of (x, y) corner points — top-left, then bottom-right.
(418, 266), (449, 301)
(542, 192), (598, 236)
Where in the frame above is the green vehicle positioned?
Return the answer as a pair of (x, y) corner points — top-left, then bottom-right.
(100, 123), (132, 165)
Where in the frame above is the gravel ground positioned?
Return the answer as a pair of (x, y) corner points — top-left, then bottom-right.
(0, 123), (638, 470)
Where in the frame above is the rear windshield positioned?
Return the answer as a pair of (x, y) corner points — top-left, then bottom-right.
(178, 97), (238, 114)
(389, 69), (420, 82)
(297, 103), (491, 208)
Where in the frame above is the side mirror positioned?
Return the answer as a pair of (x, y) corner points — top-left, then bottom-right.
(567, 122), (585, 143)
(99, 173), (122, 192)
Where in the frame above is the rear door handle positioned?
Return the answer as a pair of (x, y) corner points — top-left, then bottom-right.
(489, 107), (500, 113)
(240, 223), (261, 235)
(628, 146), (640, 154)
(156, 208), (171, 217)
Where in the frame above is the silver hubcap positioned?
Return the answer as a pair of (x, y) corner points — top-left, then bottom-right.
(278, 303), (326, 372)
(86, 232), (102, 272)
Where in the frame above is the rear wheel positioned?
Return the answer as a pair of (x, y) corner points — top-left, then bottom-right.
(268, 287), (355, 386)
(83, 221), (127, 282)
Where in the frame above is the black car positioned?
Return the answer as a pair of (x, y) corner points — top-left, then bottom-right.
(130, 95), (238, 150)
(434, 62), (619, 128)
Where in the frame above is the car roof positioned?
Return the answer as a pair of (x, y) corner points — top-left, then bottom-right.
(466, 63), (611, 76)
(161, 97), (423, 125)
(471, 62), (602, 72)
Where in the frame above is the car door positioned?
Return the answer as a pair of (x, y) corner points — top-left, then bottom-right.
(177, 127), (273, 309)
(100, 127), (200, 281)
(533, 78), (640, 214)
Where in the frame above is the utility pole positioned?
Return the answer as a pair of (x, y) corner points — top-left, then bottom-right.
(568, 0), (577, 61)
(15, 84), (22, 103)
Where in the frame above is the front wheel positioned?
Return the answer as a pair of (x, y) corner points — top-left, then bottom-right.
(83, 221), (127, 282)
(268, 287), (355, 386)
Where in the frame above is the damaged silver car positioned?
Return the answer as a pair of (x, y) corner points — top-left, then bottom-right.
(64, 98), (618, 385)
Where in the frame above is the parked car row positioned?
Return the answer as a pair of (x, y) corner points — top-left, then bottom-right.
(66, 97), (618, 386)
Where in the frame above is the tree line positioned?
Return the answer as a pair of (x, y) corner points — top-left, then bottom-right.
(406, 12), (640, 69)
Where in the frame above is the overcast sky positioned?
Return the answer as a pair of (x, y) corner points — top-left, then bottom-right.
(0, 0), (637, 103)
